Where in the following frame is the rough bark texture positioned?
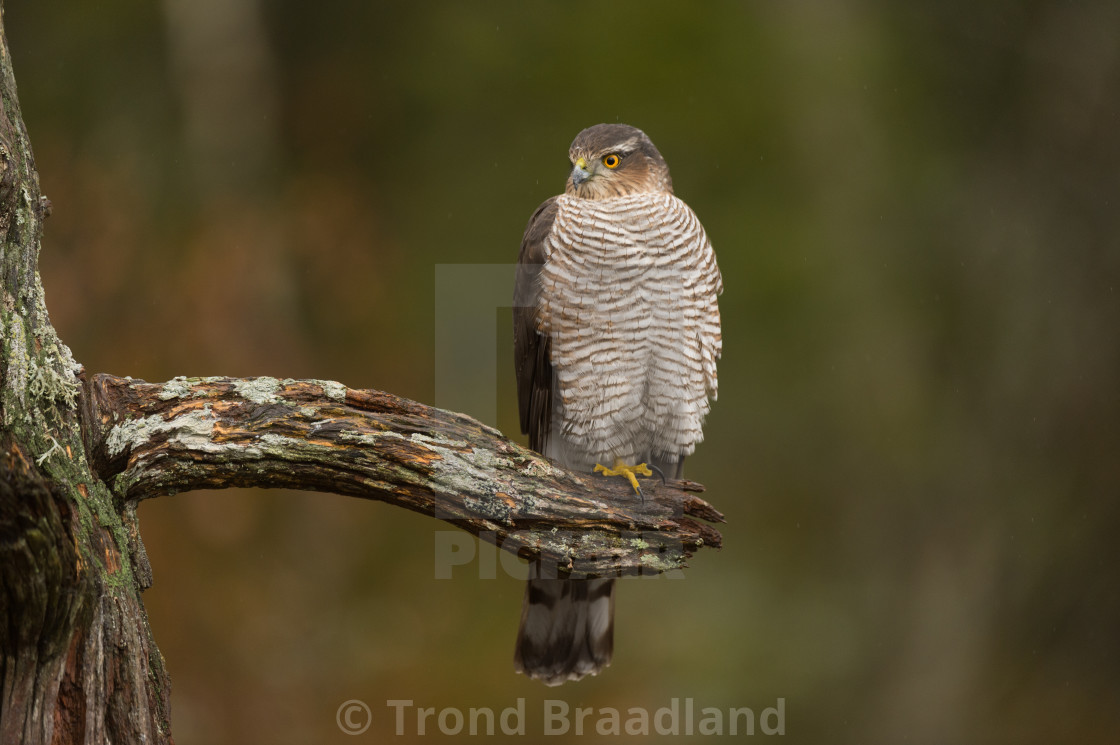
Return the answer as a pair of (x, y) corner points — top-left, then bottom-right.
(0, 4), (173, 742)
(82, 373), (722, 578)
(0, 5), (721, 743)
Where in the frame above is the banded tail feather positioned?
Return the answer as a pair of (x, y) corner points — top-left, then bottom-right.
(514, 567), (615, 686)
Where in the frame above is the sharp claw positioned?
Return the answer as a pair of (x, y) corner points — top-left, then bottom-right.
(625, 472), (641, 495)
(647, 464), (668, 485)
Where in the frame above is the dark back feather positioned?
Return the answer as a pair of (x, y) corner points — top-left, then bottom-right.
(513, 197), (559, 452)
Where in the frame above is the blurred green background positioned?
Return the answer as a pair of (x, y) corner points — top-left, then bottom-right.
(7, 1), (1120, 742)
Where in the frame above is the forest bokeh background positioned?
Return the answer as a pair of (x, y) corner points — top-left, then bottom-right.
(7, 1), (1119, 743)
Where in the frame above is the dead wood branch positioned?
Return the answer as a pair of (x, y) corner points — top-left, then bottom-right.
(81, 373), (723, 578)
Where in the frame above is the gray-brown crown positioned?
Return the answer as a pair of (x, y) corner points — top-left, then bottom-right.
(565, 123), (673, 199)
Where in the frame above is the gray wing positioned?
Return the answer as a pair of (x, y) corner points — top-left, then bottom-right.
(514, 197), (560, 453)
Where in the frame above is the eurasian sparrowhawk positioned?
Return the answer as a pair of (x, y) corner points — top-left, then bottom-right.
(513, 123), (723, 685)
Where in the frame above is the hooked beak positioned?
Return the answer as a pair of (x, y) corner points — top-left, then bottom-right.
(570, 156), (591, 185)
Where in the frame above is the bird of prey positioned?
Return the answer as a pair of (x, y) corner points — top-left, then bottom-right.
(513, 123), (723, 685)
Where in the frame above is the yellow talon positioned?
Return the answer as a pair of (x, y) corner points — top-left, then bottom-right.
(593, 458), (653, 495)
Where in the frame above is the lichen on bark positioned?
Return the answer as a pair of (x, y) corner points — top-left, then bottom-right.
(0, 4), (174, 741)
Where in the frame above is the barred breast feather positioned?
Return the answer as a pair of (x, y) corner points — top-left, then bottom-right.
(536, 192), (722, 472)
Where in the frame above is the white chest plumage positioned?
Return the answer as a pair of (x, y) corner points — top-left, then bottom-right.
(536, 192), (722, 470)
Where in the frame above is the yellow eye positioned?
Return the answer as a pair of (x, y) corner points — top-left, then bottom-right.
(603, 154), (620, 169)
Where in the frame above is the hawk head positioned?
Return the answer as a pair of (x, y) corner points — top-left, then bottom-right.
(565, 123), (673, 200)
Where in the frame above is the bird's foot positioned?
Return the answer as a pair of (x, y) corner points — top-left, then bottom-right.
(593, 458), (653, 497)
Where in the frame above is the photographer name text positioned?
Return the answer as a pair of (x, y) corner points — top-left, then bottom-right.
(383, 697), (785, 737)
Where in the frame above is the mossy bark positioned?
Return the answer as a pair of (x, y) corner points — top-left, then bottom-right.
(0, 6), (173, 744)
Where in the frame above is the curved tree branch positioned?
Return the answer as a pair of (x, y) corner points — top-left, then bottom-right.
(81, 373), (724, 578)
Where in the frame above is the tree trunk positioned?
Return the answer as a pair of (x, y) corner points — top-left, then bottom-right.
(0, 6), (174, 742)
(0, 7), (721, 743)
